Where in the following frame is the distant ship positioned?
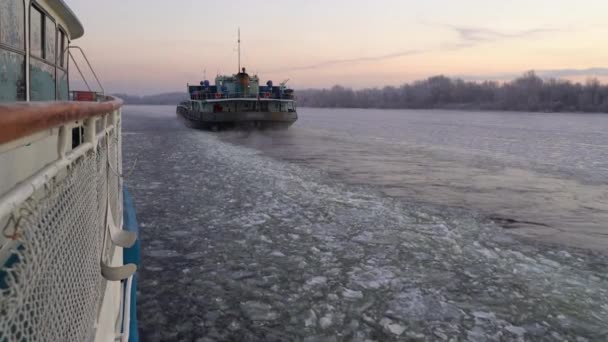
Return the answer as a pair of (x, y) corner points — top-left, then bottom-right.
(176, 31), (298, 130)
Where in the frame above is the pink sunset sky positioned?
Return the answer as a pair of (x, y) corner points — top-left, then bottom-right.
(66, 0), (608, 95)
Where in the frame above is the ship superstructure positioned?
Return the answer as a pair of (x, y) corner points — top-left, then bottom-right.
(176, 31), (297, 130)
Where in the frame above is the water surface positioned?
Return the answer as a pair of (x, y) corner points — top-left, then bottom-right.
(122, 106), (608, 341)
(220, 108), (608, 251)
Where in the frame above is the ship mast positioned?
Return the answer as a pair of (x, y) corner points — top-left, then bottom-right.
(238, 28), (241, 73)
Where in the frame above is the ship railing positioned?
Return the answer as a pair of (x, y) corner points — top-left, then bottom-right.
(0, 96), (136, 341)
(190, 92), (295, 100)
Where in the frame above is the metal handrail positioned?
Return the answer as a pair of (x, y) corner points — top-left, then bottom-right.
(0, 96), (123, 145)
(190, 92), (295, 100)
(69, 53), (91, 91)
(65, 46), (105, 94)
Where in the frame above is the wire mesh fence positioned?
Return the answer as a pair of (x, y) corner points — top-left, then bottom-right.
(0, 113), (123, 341)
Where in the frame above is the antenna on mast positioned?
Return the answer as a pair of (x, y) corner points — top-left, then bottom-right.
(238, 27), (241, 73)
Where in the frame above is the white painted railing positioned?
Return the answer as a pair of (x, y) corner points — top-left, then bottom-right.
(0, 98), (136, 341)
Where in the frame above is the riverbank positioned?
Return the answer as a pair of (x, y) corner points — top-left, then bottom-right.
(297, 72), (608, 113)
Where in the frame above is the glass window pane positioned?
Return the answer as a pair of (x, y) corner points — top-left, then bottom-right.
(63, 34), (69, 67)
(0, 49), (26, 101)
(30, 58), (56, 101)
(58, 30), (65, 67)
(0, 0), (25, 50)
(57, 69), (68, 100)
(45, 18), (55, 63)
(30, 7), (43, 58)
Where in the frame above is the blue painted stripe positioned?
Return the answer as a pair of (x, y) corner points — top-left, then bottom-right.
(0, 248), (22, 289)
(122, 186), (140, 342)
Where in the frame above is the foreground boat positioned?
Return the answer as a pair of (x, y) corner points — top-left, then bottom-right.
(0, 1), (139, 341)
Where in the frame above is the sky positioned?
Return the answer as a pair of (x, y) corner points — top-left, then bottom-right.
(66, 0), (608, 95)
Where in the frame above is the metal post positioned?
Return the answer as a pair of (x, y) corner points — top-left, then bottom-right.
(57, 125), (69, 159)
(84, 118), (96, 145)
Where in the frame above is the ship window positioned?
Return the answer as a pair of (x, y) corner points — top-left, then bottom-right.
(64, 33), (69, 66)
(57, 68), (68, 100)
(0, 0), (25, 50)
(0, 49), (26, 101)
(58, 29), (67, 68)
(30, 58), (56, 101)
(45, 17), (55, 63)
(0, 0), (26, 102)
(30, 6), (43, 58)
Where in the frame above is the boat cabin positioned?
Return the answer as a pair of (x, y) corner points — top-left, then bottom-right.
(188, 68), (295, 101)
(183, 68), (297, 114)
(0, 0), (84, 103)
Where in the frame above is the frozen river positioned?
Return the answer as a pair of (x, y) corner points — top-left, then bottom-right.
(122, 106), (608, 341)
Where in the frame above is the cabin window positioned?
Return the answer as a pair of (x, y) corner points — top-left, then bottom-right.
(45, 19), (56, 63)
(0, 0), (25, 50)
(57, 69), (68, 100)
(58, 29), (68, 68)
(30, 6), (43, 58)
(30, 58), (55, 101)
(30, 5), (57, 100)
(0, 50), (26, 101)
(56, 28), (69, 99)
(0, 0), (26, 101)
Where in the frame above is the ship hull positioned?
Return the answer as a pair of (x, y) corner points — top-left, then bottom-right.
(176, 106), (297, 130)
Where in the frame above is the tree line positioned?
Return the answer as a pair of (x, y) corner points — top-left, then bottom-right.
(113, 92), (188, 105)
(296, 71), (608, 113)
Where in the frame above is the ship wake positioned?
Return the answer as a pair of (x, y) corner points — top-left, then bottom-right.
(126, 130), (608, 341)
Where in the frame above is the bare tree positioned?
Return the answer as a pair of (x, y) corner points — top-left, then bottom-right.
(297, 71), (608, 113)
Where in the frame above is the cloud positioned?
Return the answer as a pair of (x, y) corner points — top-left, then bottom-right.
(267, 24), (562, 73)
(444, 25), (561, 43)
(265, 42), (479, 73)
(265, 49), (426, 73)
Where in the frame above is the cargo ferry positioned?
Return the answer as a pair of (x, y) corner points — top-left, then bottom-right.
(177, 31), (298, 130)
(0, 1), (139, 341)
